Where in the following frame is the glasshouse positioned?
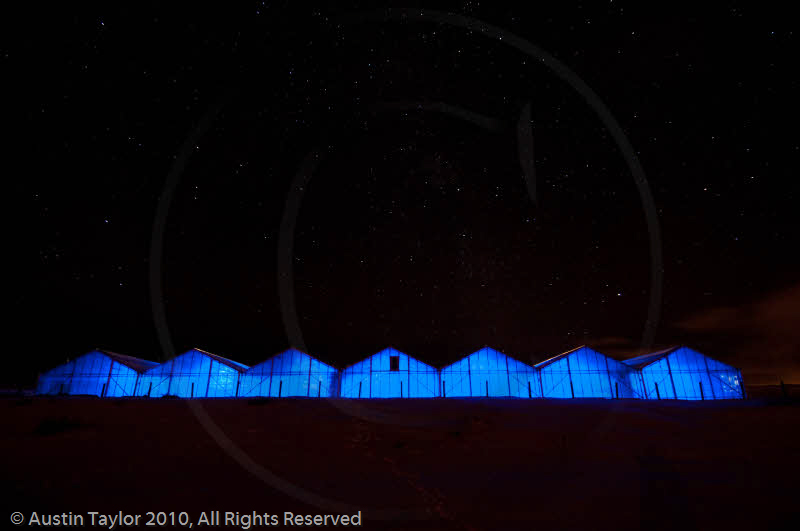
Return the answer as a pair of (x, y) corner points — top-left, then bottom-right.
(623, 346), (745, 400)
(440, 347), (540, 398)
(536, 346), (640, 399)
(36, 349), (159, 397)
(339, 347), (439, 398)
(36, 344), (746, 400)
(133, 348), (249, 398)
(238, 348), (339, 397)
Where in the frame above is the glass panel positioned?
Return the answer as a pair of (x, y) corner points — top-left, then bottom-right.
(238, 357), (273, 397)
(105, 362), (139, 397)
(442, 348), (536, 398)
(641, 358), (676, 399)
(605, 357), (640, 398)
(441, 357), (472, 397)
(133, 350), (244, 398)
(36, 351), (130, 397)
(539, 348), (634, 399)
(340, 349), (438, 398)
(540, 356), (572, 398)
(468, 348), (509, 397)
(507, 358), (538, 397)
(238, 349), (335, 398)
(660, 347), (730, 400)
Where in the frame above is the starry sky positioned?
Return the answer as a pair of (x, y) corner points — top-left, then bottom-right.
(12, 2), (800, 386)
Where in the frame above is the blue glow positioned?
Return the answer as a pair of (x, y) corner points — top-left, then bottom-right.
(134, 349), (248, 398)
(36, 350), (152, 397)
(607, 356), (642, 398)
(36, 345), (745, 400)
(630, 346), (744, 400)
(440, 347), (539, 397)
(537, 346), (639, 399)
(238, 349), (338, 397)
(339, 348), (438, 398)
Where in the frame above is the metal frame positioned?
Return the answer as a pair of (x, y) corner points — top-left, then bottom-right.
(37, 345), (747, 401)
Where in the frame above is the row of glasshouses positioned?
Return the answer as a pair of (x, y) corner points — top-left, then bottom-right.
(36, 345), (746, 400)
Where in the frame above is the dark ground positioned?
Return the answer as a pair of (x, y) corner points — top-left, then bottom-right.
(4, 390), (799, 530)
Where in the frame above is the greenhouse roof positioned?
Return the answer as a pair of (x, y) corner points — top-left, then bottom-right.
(340, 346), (431, 371)
(533, 345), (588, 369)
(620, 346), (682, 369)
(95, 349), (160, 373)
(188, 348), (250, 372)
(439, 345), (536, 370)
(247, 348), (337, 370)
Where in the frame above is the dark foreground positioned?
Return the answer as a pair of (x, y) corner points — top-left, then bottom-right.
(3, 392), (800, 531)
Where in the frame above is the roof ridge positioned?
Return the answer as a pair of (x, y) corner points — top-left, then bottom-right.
(533, 345), (586, 368)
(91, 349), (159, 373)
(188, 348), (249, 371)
(621, 345), (682, 369)
(245, 348), (339, 371)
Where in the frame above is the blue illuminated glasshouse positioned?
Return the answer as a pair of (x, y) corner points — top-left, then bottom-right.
(36, 349), (159, 397)
(441, 347), (540, 398)
(623, 346), (745, 400)
(339, 348), (439, 398)
(536, 346), (641, 399)
(36, 344), (745, 400)
(133, 348), (249, 398)
(238, 348), (339, 397)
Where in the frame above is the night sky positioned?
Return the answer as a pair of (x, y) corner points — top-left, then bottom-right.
(13, 2), (799, 386)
